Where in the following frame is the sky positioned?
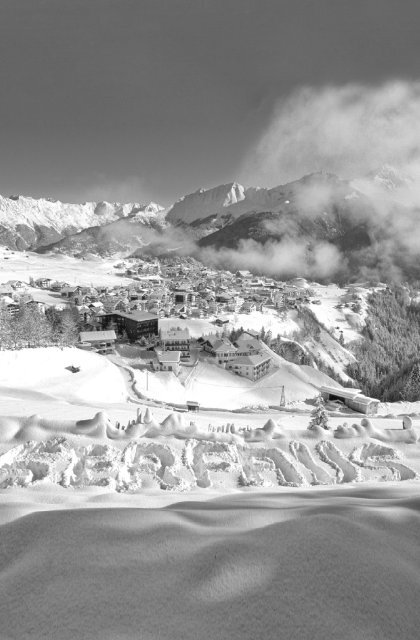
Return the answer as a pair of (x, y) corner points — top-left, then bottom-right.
(1, 0), (420, 205)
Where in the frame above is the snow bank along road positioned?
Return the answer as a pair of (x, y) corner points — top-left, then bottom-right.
(0, 486), (419, 640)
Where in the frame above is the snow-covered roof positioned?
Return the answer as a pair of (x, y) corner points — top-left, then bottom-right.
(160, 327), (190, 341)
(212, 339), (237, 353)
(352, 394), (380, 405)
(79, 330), (116, 343)
(156, 350), (181, 363)
(115, 310), (158, 322)
(320, 385), (362, 399)
(230, 354), (271, 366)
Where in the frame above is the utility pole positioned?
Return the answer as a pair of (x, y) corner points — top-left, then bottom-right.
(279, 385), (285, 407)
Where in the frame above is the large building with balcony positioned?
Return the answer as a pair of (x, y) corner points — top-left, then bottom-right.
(97, 310), (159, 342)
(159, 326), (190, 358)
(227, 353), (272, 381)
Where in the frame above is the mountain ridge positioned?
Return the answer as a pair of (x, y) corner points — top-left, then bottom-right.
(0, 193), (165, 250)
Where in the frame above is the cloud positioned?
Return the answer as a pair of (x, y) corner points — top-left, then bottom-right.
(240, 80), (420, 186)
(199, 239), (344, 281)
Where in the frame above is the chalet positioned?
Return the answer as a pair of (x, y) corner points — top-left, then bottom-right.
(7, 280), (25, 290)
(79, 330), (117, 354)
(0, 286), (14, 298)
(159, 326), (190, 357)
(34, 277), (52, 289)
(320, 385), (380, 416)
(234, 334), (263, 357)
(202, 336), (237, 364)
(241, 301), (257, 314)
(25, 300), (46, 313)
(0, 294), (15, 307)
(155, 350), (181, 375)
(227, 353), (272, 381)
(76, 305), (91, 322)
(61, 286), (78, 299)
(50, 281), (67, 292)
(215, 317), (230, 327)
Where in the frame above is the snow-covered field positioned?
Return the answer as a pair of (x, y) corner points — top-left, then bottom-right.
(0, 248), (132, 287)
(132, 358), (336, 409)
(0, 484), (418, 639)
(0, 347), (127, 405)
(0, 346), (419, 639)
(307, 282), (370, 343)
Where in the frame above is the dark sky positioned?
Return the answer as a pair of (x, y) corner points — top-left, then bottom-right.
(1, 0), (420, 204)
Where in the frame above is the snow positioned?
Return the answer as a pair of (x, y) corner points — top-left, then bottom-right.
(0, 347), (127, 405)
(0, 248), (134, 287)
(304, 283), (369, 343)
(0, 341), (419, 640)
(167, 182), (246, 224)
(132, 352), (338, 409)
(159, 309), (300, 339)
(0, 477), (419, 639)
(0, 193), (164, 235)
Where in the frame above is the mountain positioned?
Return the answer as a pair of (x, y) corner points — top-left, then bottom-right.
(36, 208), (167, 257)
(0, 194), (164, 250)
(166, 182), (246, 225)
(2, 170), (419, 282)
(197, 173), (377, 248)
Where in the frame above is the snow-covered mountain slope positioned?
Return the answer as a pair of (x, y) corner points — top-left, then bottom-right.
(37, 210), (168, 257)
(0, 194), (164, 250)
(166, 173), (367, 228)
(166, 182), (247, 225)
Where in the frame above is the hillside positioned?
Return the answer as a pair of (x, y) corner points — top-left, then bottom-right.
(36, 209), (167, 257)
(347, 287), (420, 401)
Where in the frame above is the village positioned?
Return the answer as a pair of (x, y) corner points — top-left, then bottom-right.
(0, 253), (380, 414)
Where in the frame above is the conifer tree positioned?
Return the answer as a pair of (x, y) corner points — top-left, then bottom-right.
(308, 394), (329, 430)
(401, 362), (420, 402)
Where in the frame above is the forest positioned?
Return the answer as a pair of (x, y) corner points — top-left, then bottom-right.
(347, 288), (420, 402)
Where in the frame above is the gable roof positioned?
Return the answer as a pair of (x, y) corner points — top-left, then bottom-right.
(230, 353), (271, 366)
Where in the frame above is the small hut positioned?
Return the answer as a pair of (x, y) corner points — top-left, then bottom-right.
(186, 400), (200, 413)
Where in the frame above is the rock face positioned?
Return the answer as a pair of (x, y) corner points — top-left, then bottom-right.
(166, 182), (246, 225)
